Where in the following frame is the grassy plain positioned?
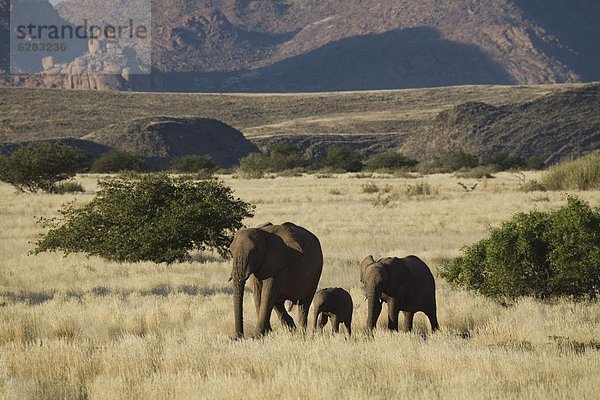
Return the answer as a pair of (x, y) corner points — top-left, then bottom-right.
(0, 172), (599, 399)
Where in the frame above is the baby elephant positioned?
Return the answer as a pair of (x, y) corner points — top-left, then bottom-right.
(312, 287), (353, 335)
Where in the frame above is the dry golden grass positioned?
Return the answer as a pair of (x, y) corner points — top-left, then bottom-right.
(0, 172), (599, 399)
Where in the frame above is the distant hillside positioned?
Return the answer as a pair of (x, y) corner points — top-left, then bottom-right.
(404, 84), (600, 163)
(2, 0), (600, 91)
(0, 83), (596, 164)
(83, 117), (259, 168)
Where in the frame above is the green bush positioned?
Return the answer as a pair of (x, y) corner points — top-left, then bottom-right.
(91, 150), (145, 173)
(526, 157), (546, 171)
(266, 143), (307, 171)
(238, 153), (268, 178)
(364, 152), (418, 171)
(419, 149), (479, 174)
(171, 155), (216, 174)
(542, 153), (600, 191)
(320, 146), (363, 172)
(440, 197), (600, 301)
(33, 174), (254, 263)
(0, 143), (88, 192)
(482, 153), (526, 171)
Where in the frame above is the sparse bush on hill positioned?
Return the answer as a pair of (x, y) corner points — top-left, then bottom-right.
(364, 151), (418, 172)
(542, 153), (600, 191)
(90, 150), (146, 173)
(171, 155), (216, 175)
(33, 174), (254, 263)
(440, 196), (600, 301)
(320, 146), (363, 172)
(0, 143), (88, 192)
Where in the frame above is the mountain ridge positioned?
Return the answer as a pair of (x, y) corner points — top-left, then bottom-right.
(2, 0), (599, 91)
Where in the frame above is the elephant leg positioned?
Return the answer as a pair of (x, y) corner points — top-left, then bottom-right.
(256, 278), (279, 336)
(318, 314), (329, 331)
(344, 319), (352, 336)
(427, 311), (439, 332)
(251, 279), (272, 332)
(274, 302), (296, 331)
(331, 316), (340, 333)
(401, 311), (414, 332)
(296, 301), (311, 331)
(387, 300), (400, 331)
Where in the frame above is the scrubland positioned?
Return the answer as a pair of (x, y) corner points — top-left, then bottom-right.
(0, 172), (599, 399)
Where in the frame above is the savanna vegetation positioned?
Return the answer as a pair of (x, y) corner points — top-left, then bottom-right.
(0, 169), (599, 399)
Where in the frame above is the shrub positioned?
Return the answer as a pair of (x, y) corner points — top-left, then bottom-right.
(418, 149), (479, 174)
(0, 143), (88, 192)
(440, 197), (600, 301)
(266, 143), (307, 171)
(171, 155), (216, 174)
(542, 153), (600, 191)
(455, 165), (496, 179)
(526, 157), (546, 171)
(482, 153), (526, 171)
(237, 153), (268, 178)
(361, 182), (379, 193)
(33, 174), (254, 263)
(91, 150), (145, 173)
(320, 146), (363, 172)
(364, 152), (418, 171)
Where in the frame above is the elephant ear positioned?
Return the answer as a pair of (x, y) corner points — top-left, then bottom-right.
(388, 258), (409, 306)
(262, 232), (297, 277)
(360, 255), (376, 284)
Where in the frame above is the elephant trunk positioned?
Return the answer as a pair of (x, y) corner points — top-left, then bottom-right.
(233, 278), (245, 338)
(366, 286), (382, 330)
(232, 257), (250, 338)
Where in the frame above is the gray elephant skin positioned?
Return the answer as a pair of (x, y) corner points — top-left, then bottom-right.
(313, 287), (353, 335)
(360, 255), (439, 332)
(230, 222), (323, 338)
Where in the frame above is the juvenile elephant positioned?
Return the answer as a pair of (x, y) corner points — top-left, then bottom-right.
(312, 287), (353, 335)
(360, 255), (439, 332)
(230, 222), (323, 338)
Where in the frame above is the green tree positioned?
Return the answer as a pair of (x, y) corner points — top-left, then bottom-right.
(238, 153), (269, 178)
(34, 174), (255, 263)
(0, 142), (88, 192)
(440, 197), (600, 301)
(365, 152), (418, 171)
(321, 146), (363, 172)
(171, 155), (216, 173)
(435, 150), (479, 172)
(482, 153), (526, 171)
(90, 150), (145, 173)
(266, 143), (307, 171)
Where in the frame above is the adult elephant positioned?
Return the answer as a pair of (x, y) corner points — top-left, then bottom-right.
(360, 255), (439, 332)
(230, 222), (323, 338)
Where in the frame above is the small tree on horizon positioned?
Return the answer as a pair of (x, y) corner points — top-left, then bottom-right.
(0, 142), (88, 192)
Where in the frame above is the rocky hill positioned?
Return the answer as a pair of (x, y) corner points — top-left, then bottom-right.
(403, 84), (600, 163)
(82, 117), (259, 168)
(0, 83), (596, 164)
(2, 0), (600, 91)
(0, 116), (259, 169)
